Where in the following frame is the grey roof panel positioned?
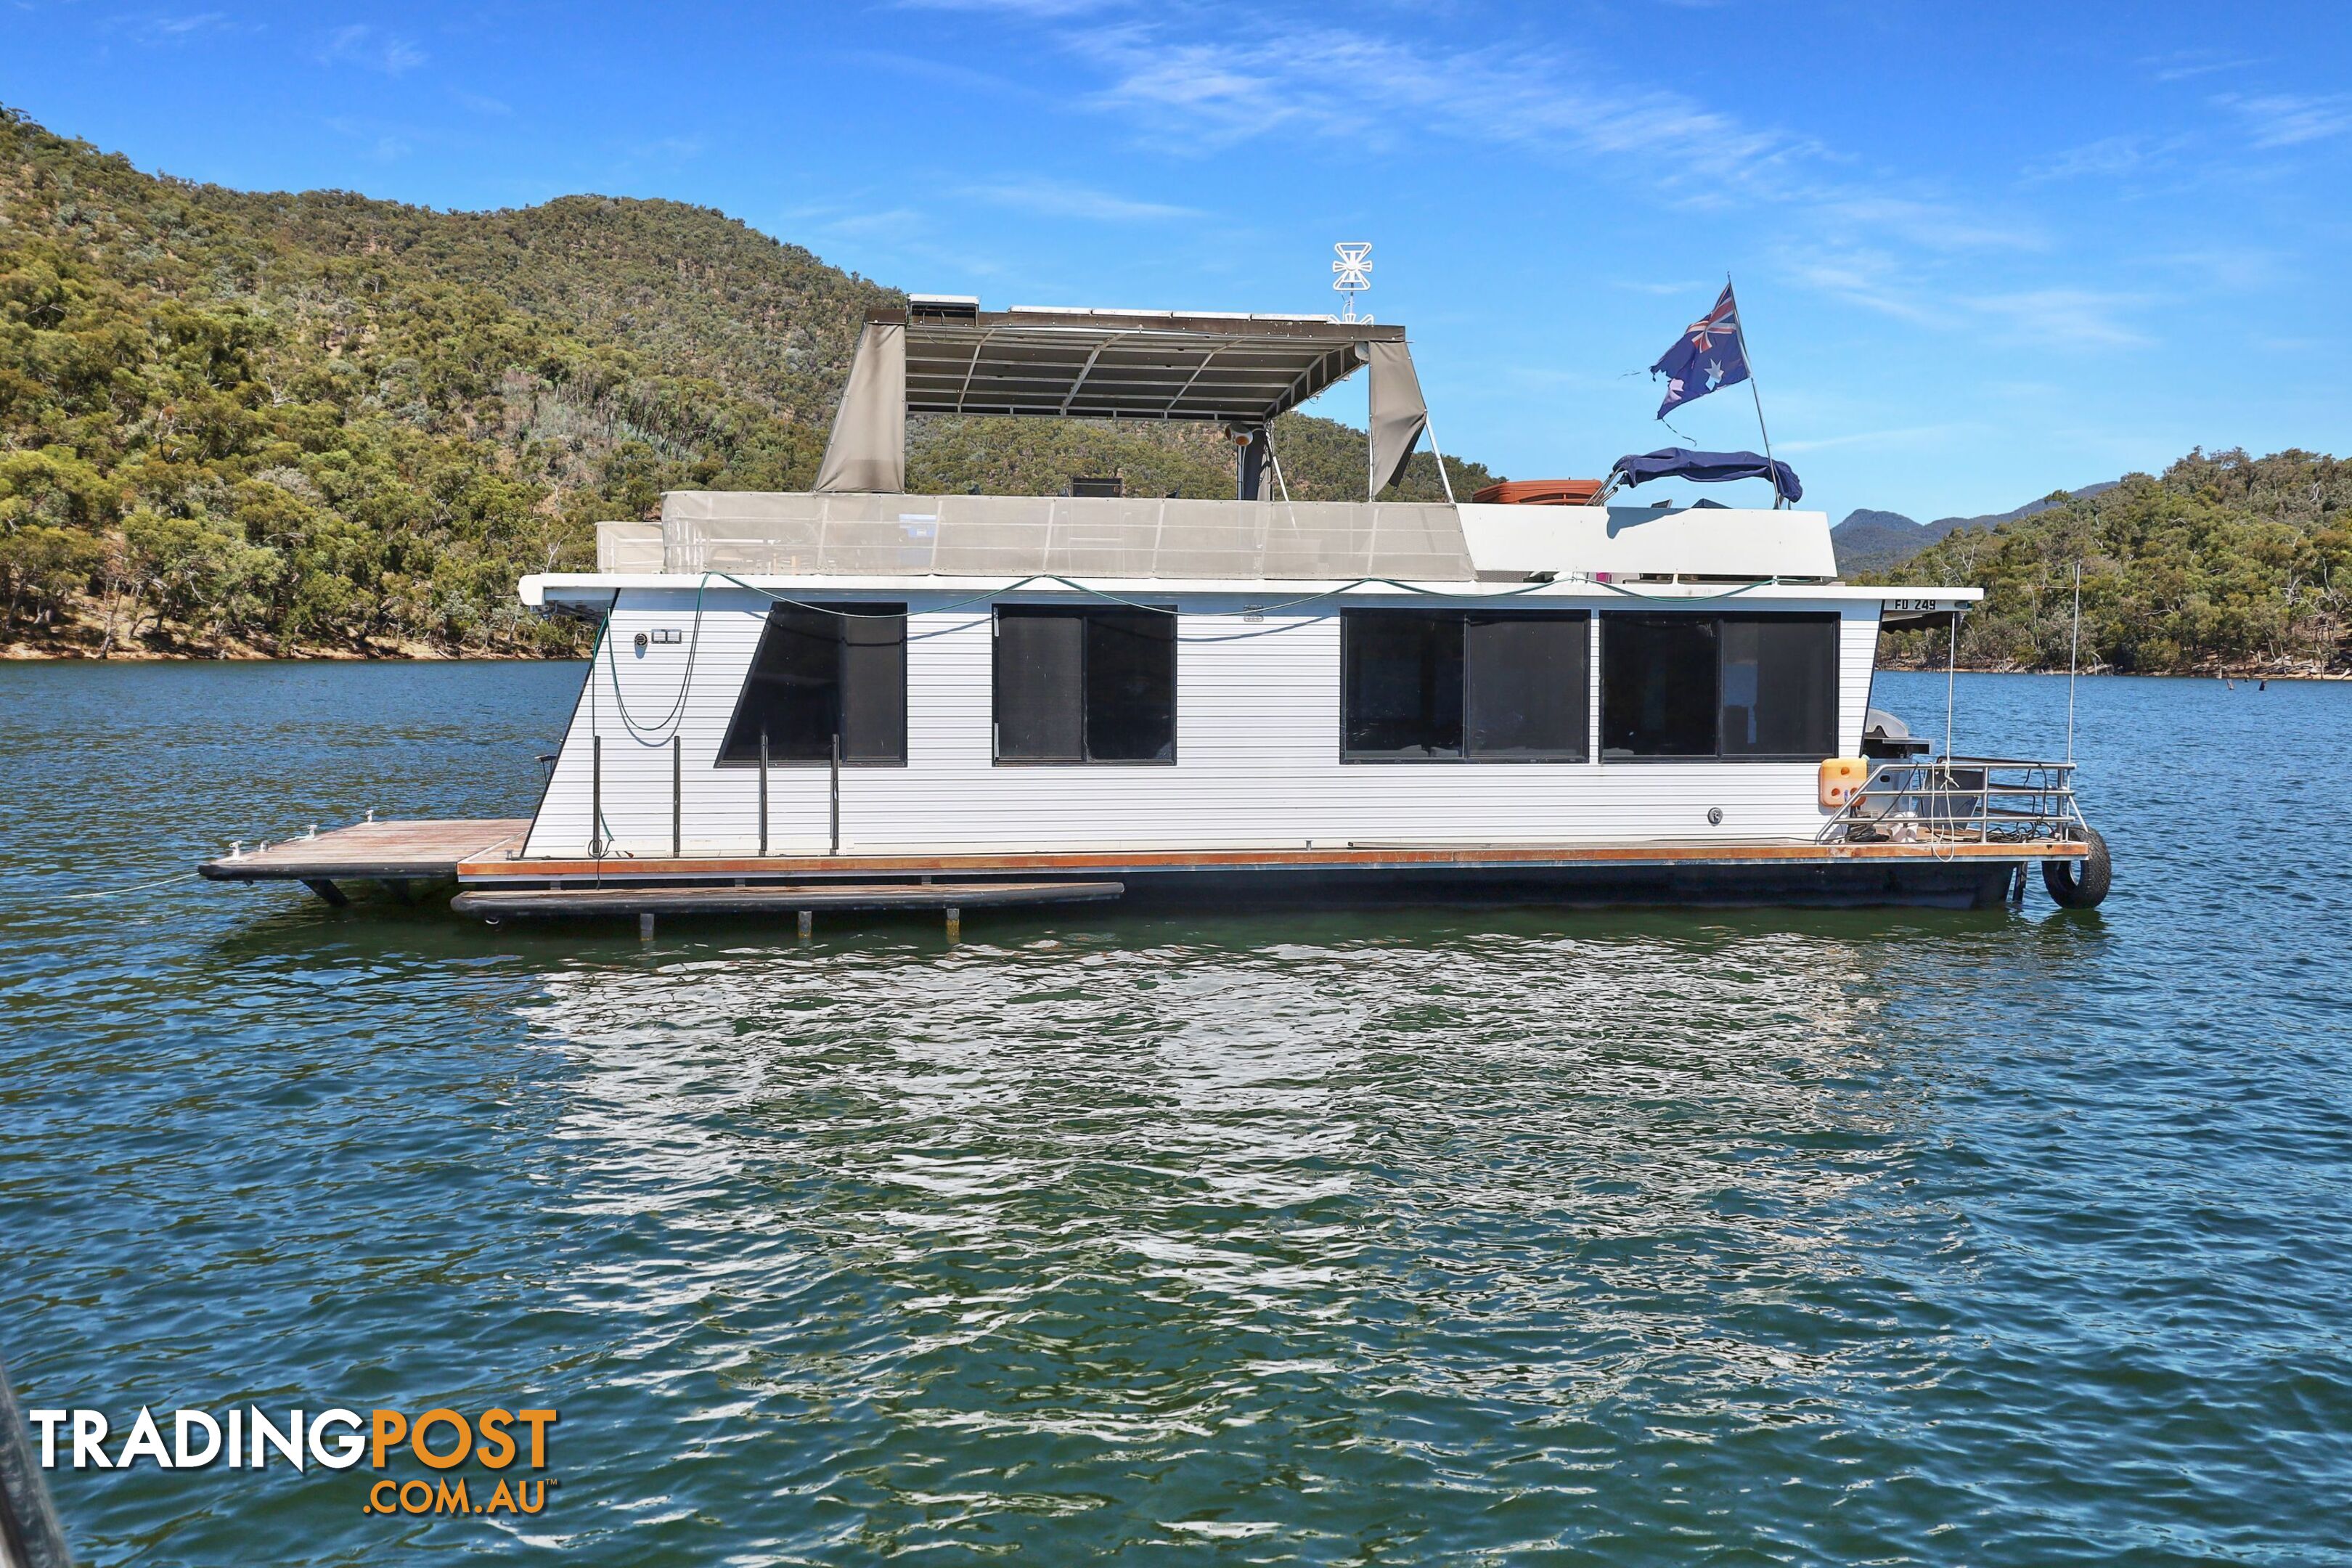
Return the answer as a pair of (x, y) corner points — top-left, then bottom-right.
(661, 491), (1475, 582)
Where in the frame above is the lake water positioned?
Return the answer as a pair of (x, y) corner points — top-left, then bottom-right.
(2, 663), (2348, 1566)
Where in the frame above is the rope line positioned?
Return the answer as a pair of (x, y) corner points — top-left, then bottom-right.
(59, 869), (201, 899)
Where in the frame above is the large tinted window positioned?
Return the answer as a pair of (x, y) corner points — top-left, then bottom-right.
(1085, 613), (1177, 761)
(1343, 611), (1463, 757)
(1602, 612), (1838, 759)
(995, 607), (1176, 763)
(1344, 610), (1588, 761)
(1466, 615), (1590, 759)
(993, 611), (1085, 761)
(1720, 614), (1837, 756)
(1601, 615), (1718, 757)
(719, 603), (906, 764)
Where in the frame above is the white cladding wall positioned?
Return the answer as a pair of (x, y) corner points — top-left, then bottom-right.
(523, 589), (1883, 857)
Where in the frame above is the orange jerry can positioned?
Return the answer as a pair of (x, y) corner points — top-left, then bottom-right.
(1819, 757), (1869, 809)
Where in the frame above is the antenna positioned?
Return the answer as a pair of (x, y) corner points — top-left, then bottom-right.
(1331, 242), (1373, 323)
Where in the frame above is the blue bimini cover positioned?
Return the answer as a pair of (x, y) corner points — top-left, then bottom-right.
(1609, 447), (1802, 504)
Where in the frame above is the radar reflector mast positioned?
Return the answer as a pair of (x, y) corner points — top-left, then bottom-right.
(1331, 242), (1373, 324)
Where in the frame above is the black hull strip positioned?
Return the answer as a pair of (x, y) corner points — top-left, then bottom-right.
(1101, 859), (2018, 911)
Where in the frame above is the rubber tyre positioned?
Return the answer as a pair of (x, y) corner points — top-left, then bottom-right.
(2042, 826), (2112, 909)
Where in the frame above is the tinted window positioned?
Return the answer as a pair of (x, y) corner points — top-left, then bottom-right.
(1466, 615), (1590, 759)
(1601, 615), (1718, 757)
(1720, 614), (1837, 756)
(838, 612), (909, 762)
(719, 604), (906, 764)
(994, 611), (1085, 761)
(1085, 612), (1177, 761)
(1344, 611), (1588, 761)
(1343, 612), (1465, 758)
(1602, 612), (1839, 759)
(995, 607), (1176, 763)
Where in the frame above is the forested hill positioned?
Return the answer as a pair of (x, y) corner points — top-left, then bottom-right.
(0, 107), (1490, 658)
(1867, 447), (2351, 676)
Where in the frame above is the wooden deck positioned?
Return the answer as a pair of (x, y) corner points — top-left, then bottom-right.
(198, 818), (2086, 915)
(200, 819), (531, 904)
(456, 836), (2079, 884)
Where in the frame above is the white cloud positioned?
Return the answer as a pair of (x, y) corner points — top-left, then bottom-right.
(965, 176), (1199, 221)
(2022, 135), (2149, 184)
(2142, 49), (2257, 83)
(897, 0), (1116, 13)
(319, 23), (425, 76)
(2216, 92), (2352, 150)
(1777, 425), (1961, 455)
(1069, 22), (1810, 194)
(107, 9), (228, 45)
(1966, 287), (2151, 348)
(1779, 246), (2149, 348)
(1812, 195), (2043, 253)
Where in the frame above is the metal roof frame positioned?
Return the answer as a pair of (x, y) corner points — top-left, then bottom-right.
(873, 306), (1402, 427)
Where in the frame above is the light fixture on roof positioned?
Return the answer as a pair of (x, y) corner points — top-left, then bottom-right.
(1331, 242), (1373, 324)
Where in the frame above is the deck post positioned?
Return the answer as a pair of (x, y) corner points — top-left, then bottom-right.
(301, 878), (348, 907)
(944, 905), (960, 942)
(797, 909), (812, 940)
(591, 735), (603, 857)
(759, 730), (769, 856)
(639, 911), (655, 941)
(830, 732), (841, 855)
(671, 735), (682, 859)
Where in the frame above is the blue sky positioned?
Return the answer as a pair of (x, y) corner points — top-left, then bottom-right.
(4, 1), (2348, 521)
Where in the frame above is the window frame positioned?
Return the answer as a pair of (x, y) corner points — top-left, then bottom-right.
(714, 602), (909, 768)
(1598, 610), (1841, 763)
(1339, 608), (1592, 764)
(991, 604), (1180, 767)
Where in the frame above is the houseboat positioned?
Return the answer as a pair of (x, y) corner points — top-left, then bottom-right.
(203, 299), (2110, 927)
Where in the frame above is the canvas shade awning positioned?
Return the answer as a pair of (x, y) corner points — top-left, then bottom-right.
(1605, 447), (1803, 505)
(814, 304), (1429, 498)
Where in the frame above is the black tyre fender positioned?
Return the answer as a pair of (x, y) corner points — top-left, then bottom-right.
(2042, 825), (2112, 909)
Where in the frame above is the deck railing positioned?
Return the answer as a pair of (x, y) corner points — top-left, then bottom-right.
(1818, 756), (2090, 846)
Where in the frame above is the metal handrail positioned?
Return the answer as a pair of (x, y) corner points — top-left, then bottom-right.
(1818, 756), (2091, 847)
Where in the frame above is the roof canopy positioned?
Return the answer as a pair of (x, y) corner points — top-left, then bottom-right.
(814, 303), (1430, 499)
(894, 304), (1396, 423)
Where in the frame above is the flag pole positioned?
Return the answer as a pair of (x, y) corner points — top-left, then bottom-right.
(1726, 271), (1784, 508)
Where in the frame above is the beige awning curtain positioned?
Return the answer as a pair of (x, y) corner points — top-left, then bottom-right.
(1367, 340), (1429, 499)
(814, 314), (1434, 502)
(813, 322), (907, 494)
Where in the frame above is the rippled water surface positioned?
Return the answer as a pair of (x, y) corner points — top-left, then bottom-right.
(4, 662), (2350, 1565)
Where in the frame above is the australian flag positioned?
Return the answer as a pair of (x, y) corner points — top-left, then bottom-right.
(1651, 284), (1749, 417)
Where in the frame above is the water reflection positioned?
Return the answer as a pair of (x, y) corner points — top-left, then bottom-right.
(500, 917), (1982, 1555)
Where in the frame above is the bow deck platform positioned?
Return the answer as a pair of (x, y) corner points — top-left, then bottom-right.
(198, 819), (531, 905)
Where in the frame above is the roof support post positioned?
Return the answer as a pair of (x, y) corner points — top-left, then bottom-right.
(1236, 427), (1270, 501)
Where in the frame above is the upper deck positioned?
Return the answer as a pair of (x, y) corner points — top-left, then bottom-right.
(536, 490), (1975, 617)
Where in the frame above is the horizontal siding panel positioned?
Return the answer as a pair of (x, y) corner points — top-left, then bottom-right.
(526, 590), (1883, 857)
